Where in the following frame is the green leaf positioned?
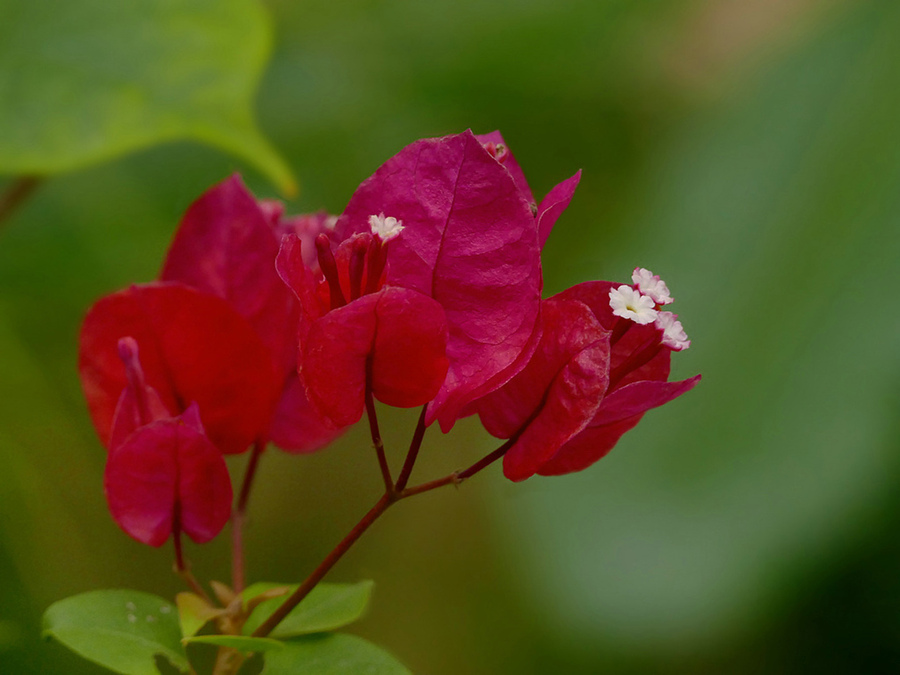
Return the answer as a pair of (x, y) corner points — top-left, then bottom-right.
(261, 634), (411, 675)
(0, 0), (295, 194)
(184, 635), (285, 653)
(175, 592), (224, 639)
(42, 590), (189, 675)
(241, 581), (374, 638)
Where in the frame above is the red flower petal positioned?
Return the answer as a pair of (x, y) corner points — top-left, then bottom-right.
(537, 171), (581, 249)
(474, 298), (610, 482)
(474, 130), (536, 207)
(369, 287), (449, 408)
(301, 287), (448, 428)
(335, 130), (542, 430)
(535, 416), (642, 477)
(267, 373), (343, 453)
(160, 174), (299, 374)
(80, 283), (280, 454)
(104, 415), (232, 546)
(593, 375), (702, 426)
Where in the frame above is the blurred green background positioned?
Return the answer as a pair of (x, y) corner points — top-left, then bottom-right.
(2, 0), (900, 672)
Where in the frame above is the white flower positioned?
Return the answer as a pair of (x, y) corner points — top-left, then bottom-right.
(655, 311), (690, 351)
(368, 213), (404, 242)
(632, 267), (673, 305)
(609, 285), (658, 325)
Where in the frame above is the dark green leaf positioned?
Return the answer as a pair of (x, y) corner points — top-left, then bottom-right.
(242, 581), (374, 638)
(42, 589), (188, 675)
(261, 634), (411, 675)
(0, 0), (295, 193)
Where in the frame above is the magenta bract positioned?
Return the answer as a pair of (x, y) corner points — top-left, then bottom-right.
(159, 175), (338, 453)
(473, 278), (700, 480)
(277, 233), (450, 428)
(104, 407), (232, 547)
(474, 298), (611, 482)
(536, 281), (701, 477)
(79, 282), (281, 455)
(334, 130), (545, 430)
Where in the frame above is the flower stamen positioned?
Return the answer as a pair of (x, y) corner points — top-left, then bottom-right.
(315, 234), (346, 309)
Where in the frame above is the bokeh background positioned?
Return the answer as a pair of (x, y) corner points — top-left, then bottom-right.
(2, 0), (900, 672)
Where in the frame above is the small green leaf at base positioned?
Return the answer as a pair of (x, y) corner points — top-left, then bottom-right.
(42, 590), (188, 675)
(184, 635), (284, 653)
(242, 581), (374, 638)
(261, 634), (412, 675)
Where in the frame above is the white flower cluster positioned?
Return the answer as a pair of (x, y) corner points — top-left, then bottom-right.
(608, 267), (690, 351)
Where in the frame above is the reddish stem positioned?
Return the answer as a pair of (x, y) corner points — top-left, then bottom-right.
(173, 526), (213, 603)
(0, 176), (41, 230)
(232, 440), (266, 594)
(251, 493), (395, 637)
(251, 438), (511, 638)
(365, 366), (393, 493)
(394, 406), (428, 492)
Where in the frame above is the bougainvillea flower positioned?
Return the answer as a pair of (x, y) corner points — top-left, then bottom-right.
(276, 224), (450, 428)
(332, 130), (581, 430)
(159, 175), (338, 453)
(104, 338), (232, 546)
(79, 282), (281, 455)
(475, 271), (700, 481)
(105, 405), (233, 547)
(474, 298), (610, 482)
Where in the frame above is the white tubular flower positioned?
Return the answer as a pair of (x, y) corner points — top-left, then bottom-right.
(609, 285), (658, 325)
(655, 311), (690, 351)
(368, 213), (404, 242)
(632, 267), (673, 305)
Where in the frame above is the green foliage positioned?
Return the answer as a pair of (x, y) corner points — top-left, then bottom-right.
(42, 590), (188, 675)
(260, 634), (411, 675)
(183, 635), (285, 653)
(44, 583), (402, 673)
(242, 581), (374, 638)
(0, 0), (294, 193)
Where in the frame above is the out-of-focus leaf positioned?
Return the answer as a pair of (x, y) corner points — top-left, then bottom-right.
(242, 581), (373, 638)
(0, 0), (295, 194)
(42, 590), (188, 674)
(499, 0), (900, 656)
(260, 633), (411, 675)
(175, 592), (223, 639)
(184, 635), (284, 653)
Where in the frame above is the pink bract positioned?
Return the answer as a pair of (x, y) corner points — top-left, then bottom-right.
(334, 130), (545, 430)
(535, 281), (701, 477)
(159, 175), (338, 453)
(104, 407), (232, 547)
(79, 282), (281, 455)
(474, 298), (611, 482)
(277, 235), (450, 429)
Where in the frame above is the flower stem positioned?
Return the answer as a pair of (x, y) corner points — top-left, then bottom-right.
(251, 438), (512, 638)
(394, 406), (428, 492)
(365, 367), (393, 493)
(232, 440), (266, 594)
(0, 176), (41, 230)
(173, 528), (213, 604)
(251, 493), (395, 637)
